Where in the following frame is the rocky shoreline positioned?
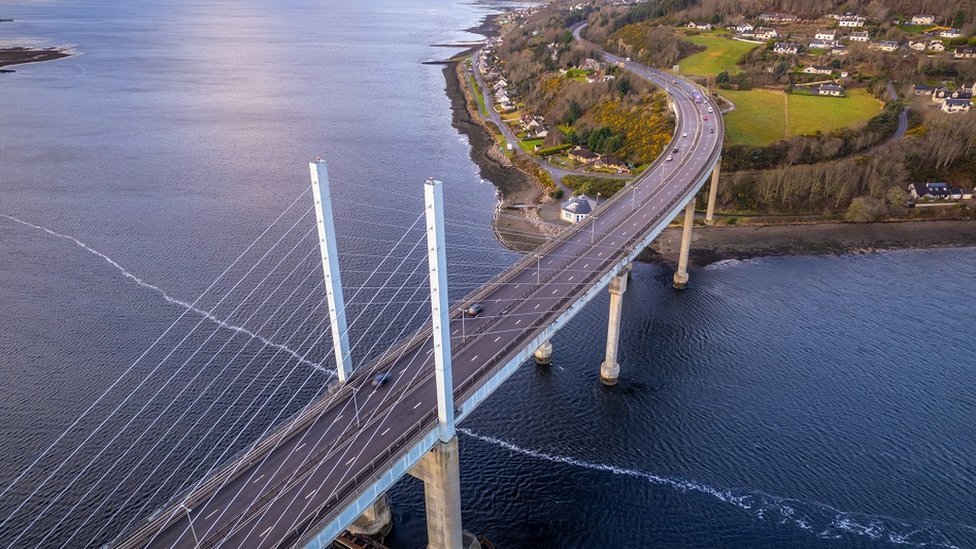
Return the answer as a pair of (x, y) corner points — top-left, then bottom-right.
(440, 13), (976, 267)
(0, 47), (72, 69)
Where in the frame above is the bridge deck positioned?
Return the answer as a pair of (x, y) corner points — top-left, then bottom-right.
(115, 46), (723, 549)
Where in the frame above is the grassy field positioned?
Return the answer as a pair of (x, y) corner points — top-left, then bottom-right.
(720, 88), (885, 146)
(678, 34), (758, 76)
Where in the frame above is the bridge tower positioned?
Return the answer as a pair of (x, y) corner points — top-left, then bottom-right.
(310, 159), (353, 382)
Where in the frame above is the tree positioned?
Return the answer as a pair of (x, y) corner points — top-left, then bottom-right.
(615, 75), (633, 96)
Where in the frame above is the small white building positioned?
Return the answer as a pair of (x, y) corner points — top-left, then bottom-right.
(773, 42), (799, 55)
(928, 41), (946, 52)
(815, 30), (837, 41)
(909, 40), (928, 51)
(839, 15), (866, 27)
(911, 15), (936, 26)
(849, 31), (870, 42)
(940, 28), (963, 38)
(560, 195), (597, 224)
(802, 65), (834, 75)
(872, 41), (900, 52)
(942, 97), (972, 113)
(754, 27), (779, 40)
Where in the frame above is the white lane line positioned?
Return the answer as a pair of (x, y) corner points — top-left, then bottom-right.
(551, 289), (558, 295)
(452, 329), (459, 335)
(260, 526), (273, 538)
(305, 490), (317, 500)
(381, 427), (391, 436)
(205, 509), (220, 520)
(345, 457), (355, 466)
(514, 284), (520, 289)
(494, 336), (501, 343)
(568, 276), (575, 281)
(470, 355), (479, 362)
(583, 263), (589, 269)
(515, 319), (522, 325)
(413, 401), (423, 409)
(535, 304), (540, 310)
(252, 474), (265, 484)
(598, 252), (604, 256)
(296, 442), (306, 452)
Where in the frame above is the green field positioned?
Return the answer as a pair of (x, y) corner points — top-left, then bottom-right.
(678, 34), (758, 76)
(720, 88), (885, 146)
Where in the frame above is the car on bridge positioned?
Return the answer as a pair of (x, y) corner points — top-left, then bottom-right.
(372, 372), (393, 388)
(465, 303), (485, 317)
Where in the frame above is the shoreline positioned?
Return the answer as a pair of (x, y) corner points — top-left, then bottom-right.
(0, 47), (73, 69)
(441, 13), (976, 266)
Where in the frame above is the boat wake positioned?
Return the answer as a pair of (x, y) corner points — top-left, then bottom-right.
(459, 428), (975, 548)
(1, 213), (327, 372)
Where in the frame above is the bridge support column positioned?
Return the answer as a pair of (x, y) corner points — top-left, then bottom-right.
(534, 340), (553, 365)
(704, 157), (721, 226)
(410, 437), (464, 549)
(347, 493), (393, 538)
(673, 200), (695, 290)
(310, 159), (353, 383)
(600, 266), (630, 385)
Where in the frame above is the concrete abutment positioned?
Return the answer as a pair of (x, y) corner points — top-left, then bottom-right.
(600, 266), (630, 385)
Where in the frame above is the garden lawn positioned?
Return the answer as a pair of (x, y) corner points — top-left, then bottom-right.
(679, 34), (758, 76)
(720, 88), (884, 146)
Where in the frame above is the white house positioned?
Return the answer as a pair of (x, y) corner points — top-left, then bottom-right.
(911, 15), (936, 26)
(733, 23), (754, 34)
(909, 40), (928, 51)
(941, 97), (972, 113)
(954, 47), (976, 59)
(560, 196), (597, 224)
(774, 42), (799, 55)
(909, 182), (952, 199)
(802, 65), (834, 75)
(849, 31), (870, 42)
(814, 83), (845, 96)
(815, 30), (837, 41)
(940, 28), (963, 38)
(872, 41), (900, 52)
(809, 40), (839, 50)
(928, 41), (946, 52)
(839, 15), (866, 27)
(759, 12), (799, 24)
(754, 27), (779, 40)
(686, 22), (713, 30)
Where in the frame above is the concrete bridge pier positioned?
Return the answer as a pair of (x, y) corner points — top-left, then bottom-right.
(347, 493), (393, 538)
(600, 266), (630, 385)
(534, 340), (553, 365)
(704, 157), (721, 226)
(409, 436), (481, 549)
(673, 200), (696, 290)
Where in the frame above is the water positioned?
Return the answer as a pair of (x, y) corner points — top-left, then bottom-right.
(1, 1), (974, 547)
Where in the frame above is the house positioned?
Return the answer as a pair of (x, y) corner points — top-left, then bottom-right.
(814, 83), (845, 96)
(803, 65), (834, 75)
(912, 84), (939, 96)
(961, 81), (976, 93)
(809, 40), (839, 50)
(580, 58), (602, 71)
(493, 77), (508, 89)
(774, 42), (799, 55)
(928, 41), (946, 52)
(815, 30), (837, 41)
(911, 15), (936, 26)
(567, 146), (600, 164)
(832, 45), (850, 55)
(595, 156), (629, 172)
(560, 195), (597, 224)
(872, 41), (900, 52)
(954, 47), (976, 59)
(933, 89), (972, 104)
(686, 22), (713, 30)
(909, 40), (927, 51)
(940, 28), (963, 38)
(759, 12), (799, 24)
(838, 15), (866, 27)
(754, 27), (779, 40)
(941, 97), (972, 113)
(849, 31), (870, 42)
(909, 182), (954, 199)
(733, 23), (755, 34)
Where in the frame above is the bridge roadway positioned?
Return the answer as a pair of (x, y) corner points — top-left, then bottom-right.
(116, 35), (723, 549)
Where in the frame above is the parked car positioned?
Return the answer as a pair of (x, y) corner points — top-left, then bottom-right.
(372, 372), (393, 388)
(666, 155), (673, 161)
(465, 303), (485, 317)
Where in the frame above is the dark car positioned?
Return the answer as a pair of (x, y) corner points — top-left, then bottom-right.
(709, 127), (715, 134)
(465, 303), (485, 317)
(371, 372), (393, 388)
(672, 147), (679, 154)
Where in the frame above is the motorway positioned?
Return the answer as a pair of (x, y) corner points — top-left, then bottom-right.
(115, 24), (723, 549)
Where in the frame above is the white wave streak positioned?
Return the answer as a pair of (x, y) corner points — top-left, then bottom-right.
(459, 428), (973, 548)
(1, 213), (326, 372)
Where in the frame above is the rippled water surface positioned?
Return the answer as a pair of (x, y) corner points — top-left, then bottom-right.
(1, 1), (974, 547)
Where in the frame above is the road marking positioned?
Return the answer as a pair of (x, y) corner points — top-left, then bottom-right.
(452, 329), (458, 335)
(296, 442), (306, 452)
(345, 457), (355, 466)
(551, 289), (558, 295)
(535, 304), (540, 309)
(494, 336), (501, 343)
(205, 509), (220, 520)
(260, 526), (273, 538)
(336, 415), (343, 421)
(471, 355), (479, 362)
(598, 252), (603, 256)
(568, 276), (574, 281)
(515, 319), (522, 325)
(381, 427), (391, 436)
(413, 401), (423, 409)
(252, 474), (265, 484)
(514, 284), (520, 289)
(427, 348), (433, 355)
(583, 263), (589, 269)
(305, 490), (317, 500)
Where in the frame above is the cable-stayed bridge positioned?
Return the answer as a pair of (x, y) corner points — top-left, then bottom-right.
(0, 33), (723, 549)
